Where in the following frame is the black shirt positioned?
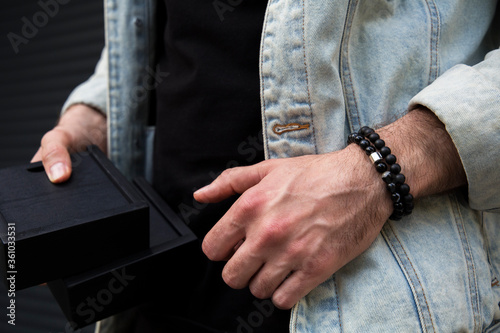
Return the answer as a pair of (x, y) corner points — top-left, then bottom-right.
(149, 1), (290, 332)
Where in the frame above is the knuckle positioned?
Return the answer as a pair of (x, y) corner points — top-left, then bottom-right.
(217, 167), (237, 185)
(272, 293), (294, 310)
(249, 278), (273, 300)
(238, 190), (265, 215)
(202, 237), (218, 261)
(43, 144), (68, 164)
(257, 218), (288, 246)
(41, 127), (70, 147)
(222, 267), (245, 289)
(41, 131), (71, 160)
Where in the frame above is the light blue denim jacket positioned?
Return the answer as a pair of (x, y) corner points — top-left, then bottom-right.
(64, 0), (500, 332)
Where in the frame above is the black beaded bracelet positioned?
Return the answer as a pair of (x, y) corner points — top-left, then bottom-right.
(347, 126), (414, 220)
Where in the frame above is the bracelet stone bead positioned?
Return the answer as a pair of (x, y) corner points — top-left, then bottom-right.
(347, 126), (414, 220)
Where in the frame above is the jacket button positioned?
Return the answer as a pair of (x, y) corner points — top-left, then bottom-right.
(134, 18), (143, 27)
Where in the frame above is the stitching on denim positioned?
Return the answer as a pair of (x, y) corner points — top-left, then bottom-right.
(106, 0), (119, 164)
(424, 0), (441, 84)
(300, 0), (318, 155)
(451, 194), (481, 332)
(339, 0), (361, 132)
(333, 275), (343, 333)
(259, 1), (272, 160)
(290, 300), (298, 333)
(290, 301), (301, 333)
(384, 223), (436, 332)
(380, 225), (427, 331)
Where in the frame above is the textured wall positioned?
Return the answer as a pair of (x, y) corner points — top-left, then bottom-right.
(0, 1), (104, 332)
(0, 0), (104, 169)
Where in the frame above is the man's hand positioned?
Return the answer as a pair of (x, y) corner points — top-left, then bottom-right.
(31, 104), (107, 183)
(195, 145), (393, 309)
(194, 107), (466, 310)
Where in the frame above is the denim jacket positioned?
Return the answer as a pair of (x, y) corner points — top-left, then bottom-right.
(64, 0), (500, 332)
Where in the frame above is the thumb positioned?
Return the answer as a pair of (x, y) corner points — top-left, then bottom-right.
(36, 128), (73, 183)
(194, 160), (274, 203)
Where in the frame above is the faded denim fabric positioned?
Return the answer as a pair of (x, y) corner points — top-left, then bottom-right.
(63, 0), (158, 180)
(63, 0), (500, 332)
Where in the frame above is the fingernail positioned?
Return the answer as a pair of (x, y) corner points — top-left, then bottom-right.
(194, 185), (210, 197)
(193, 186), (207, 195)
(49, 163), (66, 182)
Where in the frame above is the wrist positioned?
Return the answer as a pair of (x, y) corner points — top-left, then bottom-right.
(57, 104), (107, 152)
(341, 144), (394, 223)
(376, 107), (466, 199)
(347, 128), (414, 220)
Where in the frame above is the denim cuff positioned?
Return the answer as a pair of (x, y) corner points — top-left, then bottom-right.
(61, 48), (108, 117)
(409, 50), (500, 213)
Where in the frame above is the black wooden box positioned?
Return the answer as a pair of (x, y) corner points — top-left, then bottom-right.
(48, 177), (198, 329)
(0, 146), (150, 290)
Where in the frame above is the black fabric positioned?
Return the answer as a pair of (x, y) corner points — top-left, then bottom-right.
(150, 1), (290, 332)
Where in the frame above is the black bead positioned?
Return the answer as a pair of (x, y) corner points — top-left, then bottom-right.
(368, 133), (380, 143)
(374, 139), (385, 149)
(385, 154), (397, 165)
(382, 171), (393, 184)
(358, 126), (371, 136)
(365, 146), (376, 155)
(380, 146), (391, 157)
(375, 162), (387, 173)
(404, 202), (415, 210)
(362, 127), (374, 137)
(354, 135), (363, 144)
(390, 163), (401, 174)
(389, 213), (403, 220)
(391, 192), (401, 203)
(359, 139), (370, 149)
(393, 202), (404, 210)
(386, 183), (397, 193)
(347, 133), (357, 144)
(394, 173), (405, 184)
(399, 184), (410, 195)
(403, 194), (414, 203)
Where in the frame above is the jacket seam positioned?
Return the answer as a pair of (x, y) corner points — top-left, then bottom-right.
(259, 0), (272, 160)
(300, 0), (318, 154)
(450, 194), (482, 332)
(339, 0), (361, 132)
(382, 222), (436, 332)
(106, 0), (120, 164)
(424, 0), (441, 84)
(333, 275), (343, 333)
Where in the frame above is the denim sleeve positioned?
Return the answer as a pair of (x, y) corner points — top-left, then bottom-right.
(409, 48), (500, 213)
(61, 47), (108, 116)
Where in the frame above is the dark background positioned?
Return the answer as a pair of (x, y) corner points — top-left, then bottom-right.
(0, 0), (105, 331)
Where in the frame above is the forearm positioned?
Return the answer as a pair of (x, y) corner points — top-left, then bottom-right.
(374, 107), (466, 200)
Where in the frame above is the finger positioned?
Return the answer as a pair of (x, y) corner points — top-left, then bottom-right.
(221, 241), (264, 289)
(202, 209), (247, 261)
(202, 187), (264, 260)
(271, 270), (329, 310)
(31, 148), (43, 163)
(40, 128), (73, 183)
(248, 262), (292, 300)
(194, 160), (274, 203)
